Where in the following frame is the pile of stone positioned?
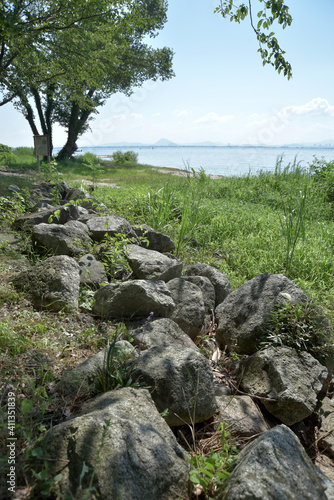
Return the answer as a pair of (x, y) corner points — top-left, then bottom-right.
(9, 181), (334, 499)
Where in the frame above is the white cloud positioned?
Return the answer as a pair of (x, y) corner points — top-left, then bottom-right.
(129, 113), (143, 119)
(195, 112), (234, 124)
(282, 98), (334, 118)
(173, 109), (189, 117)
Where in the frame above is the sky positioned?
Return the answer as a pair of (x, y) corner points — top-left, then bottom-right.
(2, 0), (334, 148)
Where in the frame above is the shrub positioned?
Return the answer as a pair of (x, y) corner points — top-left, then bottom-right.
(111, 150), (138, 165)
(309, 156), (334, 203)
(0, 143), (17, 166)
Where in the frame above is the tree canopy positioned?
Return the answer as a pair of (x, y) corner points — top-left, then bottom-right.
(215, 0), (293, 79)
(1, 0), (174, 158)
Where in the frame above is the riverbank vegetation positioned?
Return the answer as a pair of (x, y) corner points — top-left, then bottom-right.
(1, 148), (334, 497)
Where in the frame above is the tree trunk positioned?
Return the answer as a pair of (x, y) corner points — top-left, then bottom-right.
(56, 102), (80, 161)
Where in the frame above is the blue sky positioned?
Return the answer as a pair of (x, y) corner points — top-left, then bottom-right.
(2, 0), (334, 147)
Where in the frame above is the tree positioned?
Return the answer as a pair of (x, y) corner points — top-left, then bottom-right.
(215, 1), (293, 79)
(0, 0), (130, 106)
(6, 0), (174, 158)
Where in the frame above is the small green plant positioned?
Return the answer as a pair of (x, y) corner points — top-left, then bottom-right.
(97, 233), (133, 280)
(188, 422), (238, 498)
(280, 184), (308, 274)
(93, 328), (137, 393)
(259, 301), (334, 362)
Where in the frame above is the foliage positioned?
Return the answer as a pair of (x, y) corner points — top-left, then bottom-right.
(111, 150), (139, 165)
(5, 1), (174, 159)
(215, 0), (293, 78)
(188, 422), (238, 498)
(96, 233), (134, 280)
(280, 184), (308, 275)
(93, 328), (137, 394)
(309, 156), (334, 203)
(259, 301), (334, 363)
(0, 143), (17, 165)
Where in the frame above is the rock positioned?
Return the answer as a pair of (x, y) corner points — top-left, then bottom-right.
(183, 275), (215, 311)
(183, 263), (232, 306)
(32, 220), (92, 256)
(132, 224), (175, 253)
(216, 395), (269, 437)
(11, 255), (80, 312)
(78, 253), (108, 286)
(8, 184), (21, 193)
(125, 244), (183, 282)
(319, 398), (334, 457)
(127, 317), (199, 351)
(13, 204), (80, 229)
(238, 346), (328, 426)
(41, 387), (190, 500)
(93, 280), (175, 319)
(215, 273), (308, 354)
(221, 425), (331, 500)
(166, 278), (205, 339)
(130, 344), (217, 426)
(86, 215), (137, 242)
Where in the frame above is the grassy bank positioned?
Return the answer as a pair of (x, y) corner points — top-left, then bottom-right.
(1, 147), (334, 497)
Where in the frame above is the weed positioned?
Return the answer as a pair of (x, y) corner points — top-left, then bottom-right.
(93, 328), (137, 393)
(280, 184), (308, 275)
(111, 150), (138, 165)
(188, 422), (238, 498)
(259, 301), (334, 363)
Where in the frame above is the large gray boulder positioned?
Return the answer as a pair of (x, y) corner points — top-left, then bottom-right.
(93, 280), (175, 320)
(41, 387), (190, 500)
(125, 244), (183, 282)
(215, 273), (308, 354)
(130, 344), (217, 426)
(32, 220), (92, 256)
(166, 278), (205, 339)
(183, 263), (232, 306)
(127, 317), (199, 351)
(216, 395), (269, 438)
(238, 346), (328, 426)
(86, 215), (137, 242)
(132, 224), (175, 253)
(221, 425), (333, 500)
(11, 255), (80, 312)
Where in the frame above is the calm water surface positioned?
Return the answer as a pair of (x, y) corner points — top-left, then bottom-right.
(55, 146), (334, 177)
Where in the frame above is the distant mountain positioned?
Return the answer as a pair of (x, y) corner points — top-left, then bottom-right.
(153, 138), (179, 146)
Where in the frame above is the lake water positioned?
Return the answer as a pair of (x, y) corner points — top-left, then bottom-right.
(55, 145), (334, 177)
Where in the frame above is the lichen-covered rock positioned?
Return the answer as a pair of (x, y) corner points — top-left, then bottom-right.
(11, 255), (80, 312)
(127, 317), (199, 351)
(166, 278), (205, 339)
(221, 425), (332, 500)
(78, 253), (108, 286)
(125, 244), (183, 282)
(41, 388), (190, 500)
(130, 344), (217, 426)
(238, 346), (328, 425)
(183, 263), (232, 306)
(216, 395), (269, 437)
(215, 273), (307, 354)
(32, 220), (92, 256)
(132, 224), (175, 253)
(86, 215), (136, 242)
(183, 275), (215, 311)
(93, 280), (175, 319)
